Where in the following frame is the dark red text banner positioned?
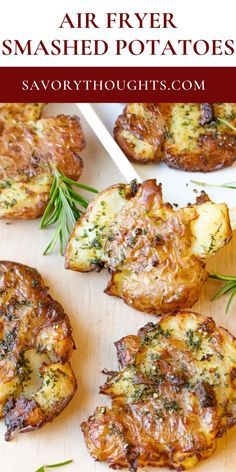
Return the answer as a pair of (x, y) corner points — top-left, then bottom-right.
(0, 67), (235, 102)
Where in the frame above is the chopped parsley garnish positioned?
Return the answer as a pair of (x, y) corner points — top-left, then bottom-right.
(163, 399), (180, 412)
(185, 329), (202, 351)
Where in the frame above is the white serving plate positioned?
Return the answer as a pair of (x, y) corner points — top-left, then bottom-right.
(0, 103), (235, 472)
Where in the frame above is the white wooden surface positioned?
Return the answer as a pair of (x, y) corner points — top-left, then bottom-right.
(0, 104), (235, 472)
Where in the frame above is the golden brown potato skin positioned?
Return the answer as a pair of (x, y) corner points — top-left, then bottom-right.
(82, 311), (236, 471)
(0, 261), (77, 440)
(114, 102), (236, 171)
(114, 103), (165, 163)
(0, 103), (85, 219)
(66, 179), (231, 316)
(105, 180), (208, 314)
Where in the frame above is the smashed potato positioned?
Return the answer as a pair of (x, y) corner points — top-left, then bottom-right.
(114, 103), (236, 171)
(0, 261), (77, 440)
(66, 179), (231, 315)
(0, 103), (85, 219)
(114, 103), (164, 163)
(82, 310), (236, 471)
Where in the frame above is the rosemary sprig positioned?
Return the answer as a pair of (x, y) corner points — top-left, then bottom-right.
(209, 273), (236, 314)
(40, 168), (98, 255)
(35, 459), (73, 472)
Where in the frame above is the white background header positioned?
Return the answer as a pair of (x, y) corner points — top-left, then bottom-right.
(0, 0), (235, 67)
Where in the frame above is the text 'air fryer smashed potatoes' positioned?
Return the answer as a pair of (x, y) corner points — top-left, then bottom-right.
(82, 311), (236, 471)
(114, 103), (236, 171)
(0, 261), (77, 440)
(66, 179), (231, 315)
(0, 103), (85, 219)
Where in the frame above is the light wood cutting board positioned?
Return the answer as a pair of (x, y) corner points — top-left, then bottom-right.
(0, 104), (235, 472)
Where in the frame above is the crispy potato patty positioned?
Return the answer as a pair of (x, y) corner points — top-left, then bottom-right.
(0, 261), (77, 440)
(82, 310), (236, 471)
(114, 103), (236, 171)
(0, 103), (85, 219)
(66, 180), (231, 315)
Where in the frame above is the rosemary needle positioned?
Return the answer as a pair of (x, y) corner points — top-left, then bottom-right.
(40, 168), (98, 256)
(217, 117), (236, 133)
(191, 180), (236, 190)
(209, 273), (236, 314)
(35, 459), (73, 472)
